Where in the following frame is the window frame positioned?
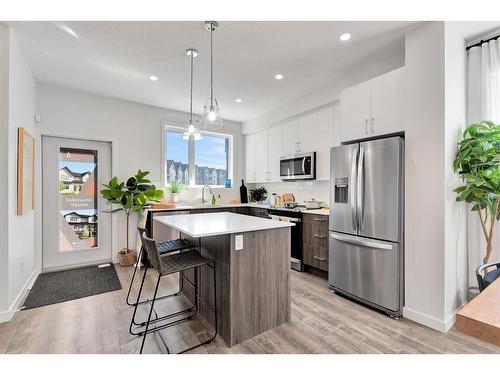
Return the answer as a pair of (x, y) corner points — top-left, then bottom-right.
(162, 124), (233, 188)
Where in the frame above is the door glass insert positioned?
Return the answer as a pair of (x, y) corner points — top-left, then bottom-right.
(59, 148), (98, 251)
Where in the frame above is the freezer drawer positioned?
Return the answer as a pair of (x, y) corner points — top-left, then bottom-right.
(329, 232), (401, 313)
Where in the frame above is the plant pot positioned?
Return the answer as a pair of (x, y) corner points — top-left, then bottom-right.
(171, 192), (179, 203)
(118, 249), (137, 267)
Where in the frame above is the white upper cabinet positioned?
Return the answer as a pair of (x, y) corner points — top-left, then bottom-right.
(341, 80), (371, 142)
(341, 67), (405, 142)
(245, 125), (283, 183)
(267, 125), (283, 182)
(316, 104), (340, 180)
(254, 130), (269, 182)
(297, 112), (317, 153)
(245, 133), (256, 183)
(370, 67), (404, 137)
(282, 119), (298, 155)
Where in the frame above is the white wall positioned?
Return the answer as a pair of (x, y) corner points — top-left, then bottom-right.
(443, 22), (468, 325)
(0, 26), (37, 322)
(402, 22), (447, 330)
(36, 83), (244, 261)
(7, 31), (37, 308)
(0, 25), (10, 315)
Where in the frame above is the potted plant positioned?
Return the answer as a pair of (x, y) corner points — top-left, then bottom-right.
(453, 121), (500, 294)
(249, 186), (268, 203)
(167, 181), (185, 203)
(101, 170), (164, 266)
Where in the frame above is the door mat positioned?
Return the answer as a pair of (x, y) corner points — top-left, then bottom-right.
(22, 264), (122, 309)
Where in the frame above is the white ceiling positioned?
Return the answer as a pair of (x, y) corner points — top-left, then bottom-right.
(9, 21), (418, 122)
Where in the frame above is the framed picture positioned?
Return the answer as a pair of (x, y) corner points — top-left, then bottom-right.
(17, 127), (35, 215)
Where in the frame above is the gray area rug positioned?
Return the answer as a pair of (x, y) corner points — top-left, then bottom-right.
(22, 264), (122, 309)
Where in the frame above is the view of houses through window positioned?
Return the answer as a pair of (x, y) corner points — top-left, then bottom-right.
(165, 127), (230, 187)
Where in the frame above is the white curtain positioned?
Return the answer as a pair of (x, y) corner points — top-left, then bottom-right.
(467, 39), (500, 287)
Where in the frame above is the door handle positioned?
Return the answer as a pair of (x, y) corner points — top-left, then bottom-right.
(330, 232), (394, 251)
(371, 117), (375, 133)
(302, 157), (306, 174)
(365, 119), (369, 134)
(350, 149), (358, 231)
(357, 146), (365, 231)
(313, 218), (327, 222)
(314, 234), (326, 238)
(313, 256), (327, 261)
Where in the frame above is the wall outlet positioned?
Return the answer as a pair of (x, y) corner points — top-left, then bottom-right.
(235, 235), (243, 251)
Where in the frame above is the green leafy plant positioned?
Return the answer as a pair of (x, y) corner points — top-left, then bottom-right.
(453, 121), (500, 265)
(167, 181), (185, 194)
(249, 186), (267, 202)
(101, 170), (163, 250)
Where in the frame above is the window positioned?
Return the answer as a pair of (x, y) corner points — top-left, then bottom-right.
(164, 126), (232, 187)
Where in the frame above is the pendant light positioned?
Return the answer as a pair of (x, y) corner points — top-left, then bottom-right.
(183, 48), (202, 140)
(201, 21), (223, 130)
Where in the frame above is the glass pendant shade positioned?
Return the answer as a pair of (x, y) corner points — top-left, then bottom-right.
(182, 48), (202, 141)
(202, 97), (223, 130)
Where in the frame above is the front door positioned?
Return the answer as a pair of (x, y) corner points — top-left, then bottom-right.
(42, 136), (112, 271)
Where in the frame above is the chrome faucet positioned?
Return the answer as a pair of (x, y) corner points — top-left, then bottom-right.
(202, 185), (213, 204)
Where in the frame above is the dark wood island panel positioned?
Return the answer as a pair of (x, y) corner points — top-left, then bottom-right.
(182, 227), (291, 347)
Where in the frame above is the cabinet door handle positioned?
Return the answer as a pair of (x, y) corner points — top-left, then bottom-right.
(371, 117), (375, 133)
(298, 141), (301, 152)
(365, 119), (369, 134)
(313, 256), (327, 261)
(313, 218), (327, 222)
(314, 234), (326, 238)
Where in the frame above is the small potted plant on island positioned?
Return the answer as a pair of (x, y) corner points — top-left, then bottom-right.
(101, 170), (164, 266)
(167, 181), (185, 203)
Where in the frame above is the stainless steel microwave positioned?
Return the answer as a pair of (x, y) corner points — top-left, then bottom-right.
(280, 152), (316, 180)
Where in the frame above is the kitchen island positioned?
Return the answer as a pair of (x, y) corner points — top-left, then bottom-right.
(153, 212), (294, 347)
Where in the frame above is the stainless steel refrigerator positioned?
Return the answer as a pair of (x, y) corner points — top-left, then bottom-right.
(329, 136), (404, 317)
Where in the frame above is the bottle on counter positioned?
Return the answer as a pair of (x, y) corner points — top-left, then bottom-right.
(240, 179), (248, 203)
(270, 193), (277, 206)
(211, 194), (217, 205)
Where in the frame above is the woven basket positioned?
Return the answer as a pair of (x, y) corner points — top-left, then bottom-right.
(118, 249), (137, 267)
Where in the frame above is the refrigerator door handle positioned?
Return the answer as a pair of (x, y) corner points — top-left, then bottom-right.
(330, 232), (394, 251)
(357, 146), (365, 231)
(350, 149), (358, 231)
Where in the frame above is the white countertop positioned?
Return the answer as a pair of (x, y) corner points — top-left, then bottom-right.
(154, 212), (295, 238)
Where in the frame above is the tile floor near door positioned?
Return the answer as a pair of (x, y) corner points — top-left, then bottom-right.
(0, 266), (498, 354)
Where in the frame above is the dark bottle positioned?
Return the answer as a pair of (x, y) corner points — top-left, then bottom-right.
(240, 179), (248, 203)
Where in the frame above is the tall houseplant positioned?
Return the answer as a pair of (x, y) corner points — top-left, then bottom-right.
(101, 170), (164, 254)
(453, 121), (500, 267)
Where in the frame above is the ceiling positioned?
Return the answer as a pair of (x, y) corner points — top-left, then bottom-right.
(8, 21), (418, 122)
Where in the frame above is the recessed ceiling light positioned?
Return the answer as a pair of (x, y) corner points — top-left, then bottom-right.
(149, 75), (158, 81)
(274, 74), (284, 80)
(340, 33), (351, 42)
(235, 98), (243, 103)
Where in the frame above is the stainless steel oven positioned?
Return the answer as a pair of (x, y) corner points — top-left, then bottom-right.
(280, 152), (316, 181)
(267, 209), (303, 271)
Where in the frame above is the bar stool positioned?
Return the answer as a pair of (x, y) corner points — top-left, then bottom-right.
(125, 225), (194, 307)
(131, 233), (218, 354)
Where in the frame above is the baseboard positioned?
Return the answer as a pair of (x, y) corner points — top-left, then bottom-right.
(0, 269), (39, 323)
(403, 306), (449, 332)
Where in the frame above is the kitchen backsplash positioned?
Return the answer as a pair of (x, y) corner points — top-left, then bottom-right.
(247, 180), (331, 207)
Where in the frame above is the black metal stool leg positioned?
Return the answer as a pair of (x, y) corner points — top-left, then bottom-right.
(140, 274), (162, 354)
(129, 258), (149, 335)
(126, 247), (143, 306)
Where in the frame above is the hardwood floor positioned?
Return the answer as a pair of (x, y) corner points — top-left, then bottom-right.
(0, 265), (498, 354)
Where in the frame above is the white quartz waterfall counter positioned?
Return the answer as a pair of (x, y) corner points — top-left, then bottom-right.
(153, 211), (294, 238)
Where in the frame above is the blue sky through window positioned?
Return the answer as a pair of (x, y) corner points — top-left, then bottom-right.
(195, 134), (227, 170)
(166, 130), (188, 164)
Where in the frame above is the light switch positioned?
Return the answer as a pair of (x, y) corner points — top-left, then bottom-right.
(235, 235), (243, 250)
